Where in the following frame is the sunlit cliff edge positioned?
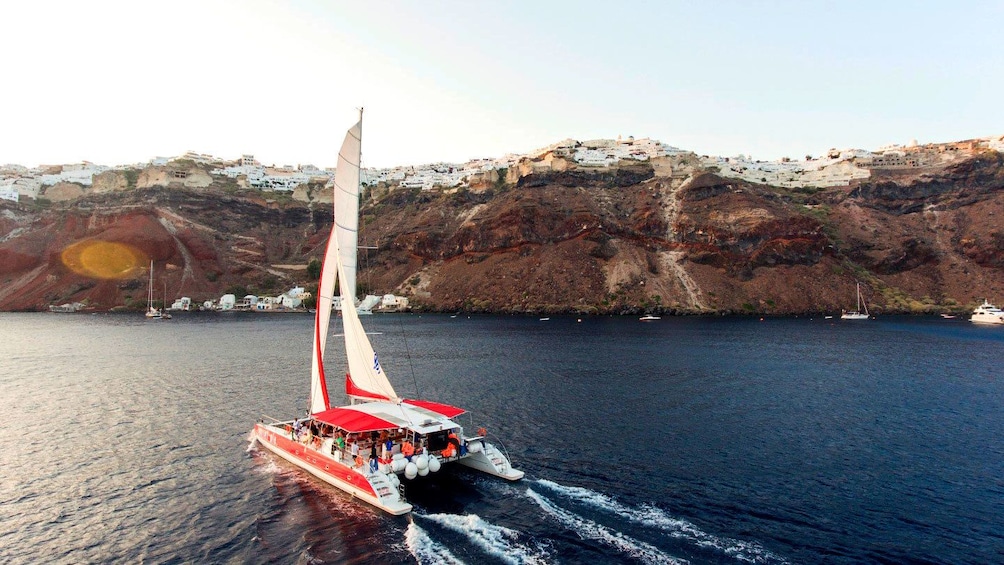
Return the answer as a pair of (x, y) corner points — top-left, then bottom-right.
(1, 134), (1003, 315)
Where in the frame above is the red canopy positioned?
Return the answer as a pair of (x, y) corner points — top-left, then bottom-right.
(402, 398), (466, 418)
(312, 407), (398, 433)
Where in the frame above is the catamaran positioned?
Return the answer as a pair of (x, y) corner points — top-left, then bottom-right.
(251, 112), (523, 515)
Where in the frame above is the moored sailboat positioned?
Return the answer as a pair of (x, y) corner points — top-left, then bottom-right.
(840, 282), (870, 320)
(145, 261), (162, 319)
(251, 112), (522, 515)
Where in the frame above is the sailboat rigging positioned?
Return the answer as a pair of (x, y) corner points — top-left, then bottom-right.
(841, 282), (870, 320)
(162, 280), (172, 320)
(251, 111), (522, 515)
(145, 261), (162, 319)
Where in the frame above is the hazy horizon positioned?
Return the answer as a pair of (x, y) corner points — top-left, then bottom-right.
(3, 1), (1001, 169)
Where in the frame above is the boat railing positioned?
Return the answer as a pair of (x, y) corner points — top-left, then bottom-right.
(259, 414), (290, 425)
(484, 432), (517, 467)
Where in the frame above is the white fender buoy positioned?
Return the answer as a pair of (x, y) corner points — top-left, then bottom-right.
(404, 462), (418, 480)
(392, 452), (404, 461)
(416, 454), (429, 470)
(468, 442), (483, 453)
(378, 462), (391, 473)
(428, 456), (441, 473)
(392, 458), (407, 473)
(388, 473), (400, 487)
(418, 465), (429, 477)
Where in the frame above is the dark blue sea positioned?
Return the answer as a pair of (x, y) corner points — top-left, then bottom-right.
(1, 312), (1002, 564)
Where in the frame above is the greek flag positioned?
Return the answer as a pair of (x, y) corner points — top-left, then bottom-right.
(373, 353), (382, 374)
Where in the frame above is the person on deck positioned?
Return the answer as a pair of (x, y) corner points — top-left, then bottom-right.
(401, 439), (415, 460)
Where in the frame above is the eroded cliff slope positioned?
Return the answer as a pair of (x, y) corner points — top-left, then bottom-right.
(2, 150), (1002, 314)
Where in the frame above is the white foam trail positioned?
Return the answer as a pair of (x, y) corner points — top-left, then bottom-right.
(252, 457), (283, 476)
(527, 488), (687, 565)
(420, 513), (549, 565)
(405, 522), (466, 565)
(535, 479), (787, 564)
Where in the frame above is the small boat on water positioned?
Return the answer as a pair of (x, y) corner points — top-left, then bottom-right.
(970, 299), (1004, 325)
(841, 282), (870, 320)
(48, 302), (84, 313)
(639, 315), (661, 321)
(252, 112), (523, 515)
(940, 313), (956, 319)
(145, 261), (162, 319)
(161, 281), (172, 319)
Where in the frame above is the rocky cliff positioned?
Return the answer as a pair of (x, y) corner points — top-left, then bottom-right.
(2, 148), (1002, 315)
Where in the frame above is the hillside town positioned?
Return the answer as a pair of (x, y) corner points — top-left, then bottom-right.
(5, 135), (1004, 204)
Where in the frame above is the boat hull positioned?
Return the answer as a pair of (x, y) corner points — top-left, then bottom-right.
(970, 300), (1004, 324)
(458, 441), (525, 480)
(840, 313), (869, 320)
(252, 423), (412, 515)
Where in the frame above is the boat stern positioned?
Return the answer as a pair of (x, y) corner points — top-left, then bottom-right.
(457, 440), (524, 481)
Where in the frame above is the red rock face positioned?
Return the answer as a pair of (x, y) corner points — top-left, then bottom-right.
(0, 189), (328, 311)
(2, 153), (1004, 315)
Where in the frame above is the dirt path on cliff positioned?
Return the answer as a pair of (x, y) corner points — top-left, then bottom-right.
(156, 207), (291, 289)
(658, 176), (706, 310)
(156, 213), (197, 288)
(924, 204), (950, 256)
(923, 203), (965, 277)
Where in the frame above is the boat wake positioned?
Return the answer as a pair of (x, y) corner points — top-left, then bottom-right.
(408, 515), (548, 565)
(405, 521), (466, 564)
(248, 450), (285, 476)
(526, 488), (685, 565)
(397, 475), (788, 564)
(413, 512), (550, 564)
(530, 479), (789, 564)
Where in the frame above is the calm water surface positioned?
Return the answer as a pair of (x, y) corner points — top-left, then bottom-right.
(0, 312), (1001, 564)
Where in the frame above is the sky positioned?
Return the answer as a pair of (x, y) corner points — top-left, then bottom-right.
(2, 1), (1002, 169)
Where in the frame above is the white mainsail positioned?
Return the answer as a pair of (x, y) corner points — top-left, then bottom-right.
(334, 118), (362, 303)
(337, 248), (399, 402)
(309, 112), (398, 413)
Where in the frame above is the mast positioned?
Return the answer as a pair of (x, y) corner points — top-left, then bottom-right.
(860, 283), (869, 316)
(308, 110), (364, 415)
(148, 260), (154, 311)
(309, 110), (399, 412)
